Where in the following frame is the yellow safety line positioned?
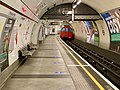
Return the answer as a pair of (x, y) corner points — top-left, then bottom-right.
(62, 43), (105, 90)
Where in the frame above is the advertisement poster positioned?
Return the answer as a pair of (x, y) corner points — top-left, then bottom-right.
(85, 21), (99, 46)
(101, 7), (120, 53)
(0, 16), (6, 51)
(0, 18), (15, 71)
(0, 16), (7, 72)
(2, 18), (15, 52)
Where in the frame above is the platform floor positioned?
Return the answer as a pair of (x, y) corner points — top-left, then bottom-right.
(1, 35), (114, 90)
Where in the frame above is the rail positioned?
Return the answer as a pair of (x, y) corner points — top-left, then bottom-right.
(65, 40), (120, 88)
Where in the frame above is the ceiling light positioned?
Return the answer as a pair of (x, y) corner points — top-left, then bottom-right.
(73, 5), (77, 9)
(76, 0), (82, 5)
(73, 0), (82, 9)
(73, 0), (77, 3)
(69, 21), (72, 23)
(67, 11), (72, 14)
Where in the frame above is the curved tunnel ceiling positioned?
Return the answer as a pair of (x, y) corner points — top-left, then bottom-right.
(41, 3), (72, 20)
(21, 0), (120, 19)
(21, 0), (74, 18)
(41, 3), (100, 20)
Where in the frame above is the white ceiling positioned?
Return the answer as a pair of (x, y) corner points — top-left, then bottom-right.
(83, 0), (120, 13)
(21, 0), (120, 18)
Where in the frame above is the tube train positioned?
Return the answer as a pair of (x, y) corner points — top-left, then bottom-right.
(60, 25), (74, 40)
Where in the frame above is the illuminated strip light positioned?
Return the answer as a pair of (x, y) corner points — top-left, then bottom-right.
(73, 0), (77, 3)
(37, 0), (43, 7)
(73, 5), (77, 9)
(76, 0), (82, 5)
(73, 0), (82, 9)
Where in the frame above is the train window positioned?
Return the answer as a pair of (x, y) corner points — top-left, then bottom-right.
(69, 28), (73, 32)
(61, 28), (65, 31)
(66, 28), (68, 32)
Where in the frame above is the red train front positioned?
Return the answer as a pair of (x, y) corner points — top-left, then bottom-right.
(60, 25), (74, 40)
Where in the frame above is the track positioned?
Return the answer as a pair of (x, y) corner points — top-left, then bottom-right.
(65, 39), (120, 88)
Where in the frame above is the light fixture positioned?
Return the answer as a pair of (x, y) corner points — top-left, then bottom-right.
(76, 0), (82, 5)
(73, 0), (82, 9)
(73, 0), (77, 3)
(67, 11), (72, 14)
(69, 21), (72, 23)
(73, 5), (77, 9)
